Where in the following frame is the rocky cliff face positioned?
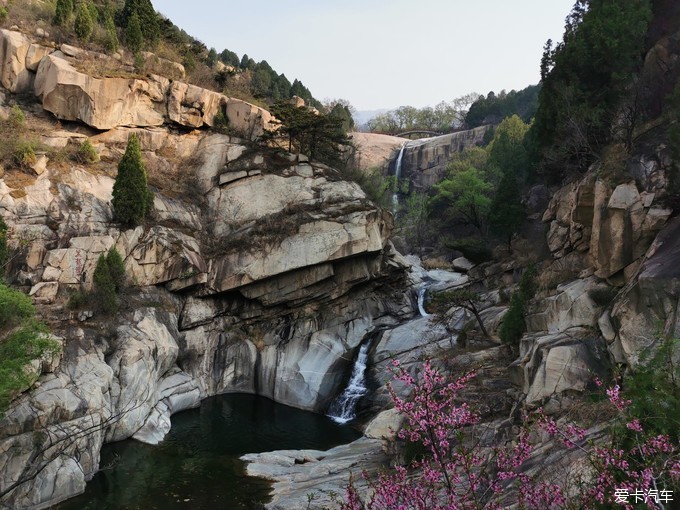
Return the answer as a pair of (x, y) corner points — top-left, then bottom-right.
(395, 126), (491, 189)
(0, 29), (414, 509)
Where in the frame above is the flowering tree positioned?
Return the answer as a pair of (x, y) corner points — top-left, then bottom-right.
(340, 360), (679, 510)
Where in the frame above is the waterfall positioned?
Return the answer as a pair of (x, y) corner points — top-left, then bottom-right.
(327, 341), (372, 424)
(391, 142), (408, 212)
(417, 286), (430, 317)
(394, 142), (407, 180)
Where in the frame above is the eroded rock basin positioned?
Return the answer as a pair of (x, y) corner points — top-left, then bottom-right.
(56, 394), (361, 510)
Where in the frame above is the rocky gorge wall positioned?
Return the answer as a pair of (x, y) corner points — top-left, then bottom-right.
(393, 125), (491, 189)
(0, 28), (417, 509)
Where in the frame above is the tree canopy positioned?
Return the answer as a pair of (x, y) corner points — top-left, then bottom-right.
(112, 134), (153, 227)
(264, 102), (352, 167)
(528, 0), (653, 180)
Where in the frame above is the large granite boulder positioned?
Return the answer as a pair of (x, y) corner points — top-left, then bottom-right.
(512, 329), (609, 405)
(34, 53), (166, 130)
(30, 47), (273, 138)
(543, 173), (671, 281)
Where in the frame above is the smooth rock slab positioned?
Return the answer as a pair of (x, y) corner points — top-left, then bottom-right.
(242, 437), (389, 510)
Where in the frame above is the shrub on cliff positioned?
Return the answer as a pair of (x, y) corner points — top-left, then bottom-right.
(75, 139), (99, 164)
(112, 134), (153, 227)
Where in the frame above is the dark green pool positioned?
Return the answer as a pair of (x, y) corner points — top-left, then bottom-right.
(58, 394), (361, 510)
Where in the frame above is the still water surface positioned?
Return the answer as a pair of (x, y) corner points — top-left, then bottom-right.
(58, 394), (361, 510)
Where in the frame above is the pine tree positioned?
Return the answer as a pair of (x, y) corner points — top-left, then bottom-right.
(103, 10), (119, 53)
(125, 11), (143, 54)
(74, 1), (94, 42)
(120, 0), (159, 46)
(112, 134), (153, 227)
(105, 247), (126, 292)
(489, 170), (526, 246)
(53, 0), (74, 26)
(93, 254), (117, 314)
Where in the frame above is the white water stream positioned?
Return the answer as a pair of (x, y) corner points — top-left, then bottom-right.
(391, 142), (408, 212)
(417, 286), (430, 317)
(327, 341), (372, 424)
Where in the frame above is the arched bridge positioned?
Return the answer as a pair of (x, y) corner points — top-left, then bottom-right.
(395, 130), (444, 139)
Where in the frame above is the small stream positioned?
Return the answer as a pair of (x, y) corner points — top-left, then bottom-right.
(57, 394), (360, 510)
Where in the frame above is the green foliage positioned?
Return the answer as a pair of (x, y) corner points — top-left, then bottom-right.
(518, 265), (537, 301)
(667, 85), (680, 197)
(588, 285), (618, 307)
(8, 105), (26, 129)
(212, 108), (229, 134)
(69, 248), (126, 312)
(342, 168), (395, 210)
(0, 7), (7, 24)
(67, 290), (88, 310)
(465, 85), (540, 128)
(13, 140), (36, 168)
(489, 170), (526, 245)
(0, 283), (34, 330)
(124, 11), (143, 53)
(530, 0), (653, 180)
(53, 0), (74, 26)
(0, 319), (57, 415)
(328, 103), (355, 132)
(74, 1), (94, 42)
(105, 247), (126, 293)
(499, 265), (536, 346)
(367, 94), (479, 134)
(486, 115), (530, 181)
(624, 337), (680, 441)
(263, 102), (352, 167)
(499, 293), (526, 346)
(219, 48), (240, 68)
(430, 167), (492, 232)
(119, 0), (159, 47)
(397, 191), (431, 248)
(0, 282), (58, 415)
(0, 217), (8, 277)
(75, 139), (99, 164)
(112, 134), (153, 227)
(430, 288), (490, 337)
(443, 237), (492, 263)
(103, 10), (119, 53)
(93, 254), (117, 315)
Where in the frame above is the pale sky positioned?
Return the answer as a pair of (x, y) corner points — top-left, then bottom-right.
(153, 1), (575, 111)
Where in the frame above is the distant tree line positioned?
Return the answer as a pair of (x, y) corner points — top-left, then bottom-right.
(366, 94), (480, 135)
(464, 85), (540, 129)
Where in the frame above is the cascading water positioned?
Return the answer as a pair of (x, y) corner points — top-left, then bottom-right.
(417, 286), (430, 317)
(327, 341), (372, 424)
(392, 142), (408, 212)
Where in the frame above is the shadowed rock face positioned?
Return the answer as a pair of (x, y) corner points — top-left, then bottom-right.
(612, 216), (680, 364)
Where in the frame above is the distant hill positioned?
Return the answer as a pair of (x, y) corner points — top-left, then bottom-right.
(353, 109), (391, 131)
